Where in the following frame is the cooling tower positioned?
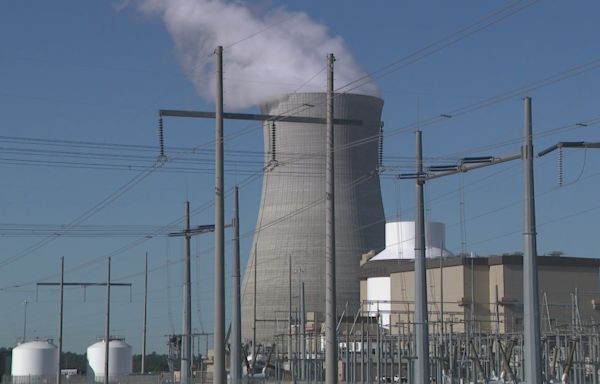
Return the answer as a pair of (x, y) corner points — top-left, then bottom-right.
(241, 92), (385, 342)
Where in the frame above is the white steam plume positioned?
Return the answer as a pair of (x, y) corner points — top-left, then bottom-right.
(139, 0), (378, 109)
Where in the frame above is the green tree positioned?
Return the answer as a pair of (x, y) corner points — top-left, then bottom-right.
(132, 353), (169, 374)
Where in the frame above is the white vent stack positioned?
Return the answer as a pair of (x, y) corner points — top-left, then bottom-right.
(11, 340), (58, 381)
(86, 339), (132, 382)
(366, 221), (453, 327)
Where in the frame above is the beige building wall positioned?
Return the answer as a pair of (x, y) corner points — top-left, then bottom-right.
(389, 265), (470, 333)
(464, 262), (492, 332)
(363, 256), (600, 336)
(497, 263), (600, 332)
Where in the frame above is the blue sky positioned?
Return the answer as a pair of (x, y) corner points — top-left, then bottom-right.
(0, 1), (599, 355)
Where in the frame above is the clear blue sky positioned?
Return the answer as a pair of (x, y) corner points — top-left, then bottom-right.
(0, 1), (599, 355)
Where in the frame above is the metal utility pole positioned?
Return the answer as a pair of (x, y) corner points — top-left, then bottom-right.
(288, 253), (293, 377)
(104, 257), (111, 384)
(142, 252), (148, 374)
(214, 45), (226, 384)
(399, 131), (522, 384)
(231, 186), (242, 384)
(57, 257), (64, 384)
(300, 281), (306, 380)
(182, 202), (192, 384)
(253, 244), (257, 364)
(23, 300), (28, 341)
(414, 130), (430, 384)
(325, 52), (337, 384)
(523, 96), (542, 383)
(168, 210), (215, 383)
(36, 274), (131, 384)
(439, 246), (444, 355)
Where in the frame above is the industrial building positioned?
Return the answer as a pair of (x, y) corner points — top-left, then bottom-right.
(241, 92), (386, 343)
(360, 252), (600, 334)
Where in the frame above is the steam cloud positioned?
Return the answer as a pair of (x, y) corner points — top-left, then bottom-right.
(139, 0), (378, 109)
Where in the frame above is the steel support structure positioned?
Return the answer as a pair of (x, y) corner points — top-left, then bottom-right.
(325, 52), (337, 384)
(231, 187), (242, 383)
(414, 130), (430, 384)
(523, 96), (542, 383)
(214, 45), (226, 384)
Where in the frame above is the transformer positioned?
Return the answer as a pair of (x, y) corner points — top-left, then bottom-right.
(240, 92), (385, 342)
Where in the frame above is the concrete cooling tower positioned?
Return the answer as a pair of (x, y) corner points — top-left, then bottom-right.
(241, 93), (386, 342)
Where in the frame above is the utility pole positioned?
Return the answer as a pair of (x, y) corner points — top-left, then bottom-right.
(104, 257), (111, 384)
(182, 202), (192, 384)
(142, 252), (148, 374)
(168, 207), (215, 384)
(57, 257), (64, 384)
(535, 126), (600, 382)
(288, 253), (293, 378)
(300, 280), (306, 380)
(398, 130), (522, 384)
(325, 52), (337, 384)
(523, 96), (542, 383)
(36, 273), (132, 384)
(414, 130), (430, 384)
(214, 45), (226, 384)
(253, 243), (257, 365)
(23, 300), (28, 341)
(231, 187), (242, 384)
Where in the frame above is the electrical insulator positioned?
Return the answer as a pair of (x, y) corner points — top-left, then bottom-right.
(558, 146), (564, 186)
(271, 121), (277, 163)
(378, 123), (384, 173)
(159, 116), (165, 160)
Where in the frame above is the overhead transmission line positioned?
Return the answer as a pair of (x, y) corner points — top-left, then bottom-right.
(4, 55), (599, 288)
(0, 0), (586, 290)
(337, 0), (540, 94)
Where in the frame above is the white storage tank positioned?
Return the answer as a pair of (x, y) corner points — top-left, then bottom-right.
(86, 339), (132, 381)
(370, 221), (453, 260)
(11, 340), (58, 380)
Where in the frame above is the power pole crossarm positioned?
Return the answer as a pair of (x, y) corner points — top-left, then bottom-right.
(538, 141), (600, 157)
(159, 109), (362, 126)
(425, 153), (521, 181)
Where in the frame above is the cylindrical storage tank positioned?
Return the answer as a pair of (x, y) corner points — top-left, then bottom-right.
(366, 276), (392, 328)
(371, 221), (453, 260)
(86, 339), (132, 382)
(11, 340), (58, 381)
(241, 93), (386, 342)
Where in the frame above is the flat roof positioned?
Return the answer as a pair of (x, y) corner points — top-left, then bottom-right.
(359, 254), (600, 279)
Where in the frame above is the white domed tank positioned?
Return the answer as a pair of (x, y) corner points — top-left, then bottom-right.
(11, 340), (58, 380)
(370, 221), (453, 260)
(86, 339), (132, 381)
